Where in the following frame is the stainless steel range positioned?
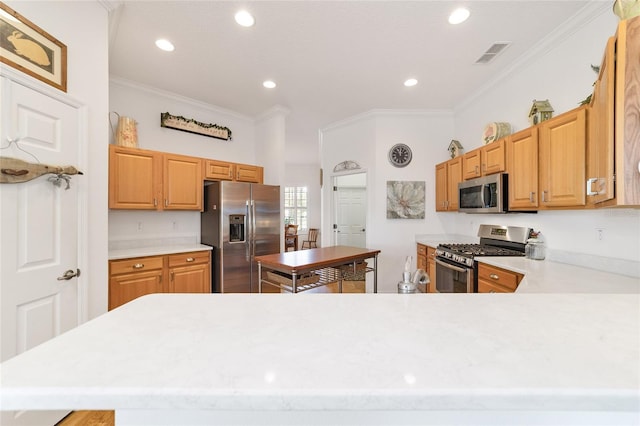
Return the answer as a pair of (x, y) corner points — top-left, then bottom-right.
(434, 225), (531, 293)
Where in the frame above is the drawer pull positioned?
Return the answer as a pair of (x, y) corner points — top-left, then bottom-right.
(489, 273), (499, 280)
(489, 290), (496, 293)
(133, 263), (144, 269)
(186, 257), (195, 262)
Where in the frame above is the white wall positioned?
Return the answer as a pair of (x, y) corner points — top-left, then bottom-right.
(321, 111), (455, 292)
(4, 1), (110, 318)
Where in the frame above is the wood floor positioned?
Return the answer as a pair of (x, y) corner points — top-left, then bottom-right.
(56, 410), (114, 426)
(54, 282), (363, 425)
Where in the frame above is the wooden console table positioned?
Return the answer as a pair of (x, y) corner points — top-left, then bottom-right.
(256, 246), (380, 293)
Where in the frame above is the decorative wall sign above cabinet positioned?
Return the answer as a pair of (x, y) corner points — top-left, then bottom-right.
(160, 112), (232, 141)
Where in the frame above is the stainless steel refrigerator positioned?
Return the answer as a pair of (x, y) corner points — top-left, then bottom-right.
(201, 181), (281, 293)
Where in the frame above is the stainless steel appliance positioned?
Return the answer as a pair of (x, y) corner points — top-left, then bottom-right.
(201, 181), (280, 293)
(434, 224), (530, 293)
(458, 173), (508, 213)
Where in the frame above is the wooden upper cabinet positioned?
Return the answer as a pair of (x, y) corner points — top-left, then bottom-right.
(204, 159), (234, 181)
(539, 107), (587, 207)
(204, 160), (264, 184)
(435, 158), (462, 211)
(587, 36), (616, 206)
(163, 154), (202, 210)
(109, 146), (202, 211)
(435, 162), (448, 211)
(507, 127), (539, 210)
(463, 149), (482, 180)
(482, 139), (506, 175)
(235, 163), (263, 183)
(463, 139), (506, 180)
(109, 145), (162, 210)
(612, 16), (640, 206)
(447, 157), (463, 211)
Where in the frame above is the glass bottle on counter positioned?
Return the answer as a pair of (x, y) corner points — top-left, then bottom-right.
(525, 231), (545, 260)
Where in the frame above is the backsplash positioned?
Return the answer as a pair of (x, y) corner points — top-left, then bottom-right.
(109, 210), (201, 249)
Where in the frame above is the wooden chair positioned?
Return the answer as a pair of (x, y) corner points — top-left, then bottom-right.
(284, 224), (298, 252)
(302, 228), (318, 249)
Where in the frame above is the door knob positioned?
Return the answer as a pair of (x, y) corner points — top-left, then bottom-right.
(57, 269), (80, 281)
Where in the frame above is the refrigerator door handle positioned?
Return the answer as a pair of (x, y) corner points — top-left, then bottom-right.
(245, 201), (251, 261)
(250, 199), (256, 259)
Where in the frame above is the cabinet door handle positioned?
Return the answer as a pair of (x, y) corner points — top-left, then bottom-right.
(133, 263), (144, 269)
(489, 273), (499, 280)
(165, 199), (169, 207)
(153, 198), (158, 207)
(542, 190), (548, 202)
(489, 290), (496, 293)
(475, 165), (479, 174)
(186, 257), (195, 262)
(170, 271), (174, 281)
(529, 192), (535, 202)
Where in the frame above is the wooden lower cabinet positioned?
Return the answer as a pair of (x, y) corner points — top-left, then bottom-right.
(168, 251), (211, 293)
(109, 251), (211, 310)
(108, 256), (164, 310)
(477, 263), (523, 293)
(416, 244), (437, 293)
(426, 246), (437, 293)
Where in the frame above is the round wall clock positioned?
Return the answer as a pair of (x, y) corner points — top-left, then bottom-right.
(388, 143), (412, 168)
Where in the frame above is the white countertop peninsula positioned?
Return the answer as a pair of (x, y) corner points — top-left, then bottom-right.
(1, 293), (638, 425)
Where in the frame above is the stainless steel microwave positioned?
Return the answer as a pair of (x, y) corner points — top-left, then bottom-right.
(458, 173), (508, 213)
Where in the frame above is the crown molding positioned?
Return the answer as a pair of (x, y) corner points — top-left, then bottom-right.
(321, 108), (453, 134)
(109, 76), (254, 122)
(455, 1), (612, 112)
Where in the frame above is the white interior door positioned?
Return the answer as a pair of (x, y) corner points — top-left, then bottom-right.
(334, 185), (367, 248)
(0, 77), (85, 426)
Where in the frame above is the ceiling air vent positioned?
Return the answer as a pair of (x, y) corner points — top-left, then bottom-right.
(475, 42), (510, 64)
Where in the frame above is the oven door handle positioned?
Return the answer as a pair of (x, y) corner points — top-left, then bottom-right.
(435, 258), (468, 273)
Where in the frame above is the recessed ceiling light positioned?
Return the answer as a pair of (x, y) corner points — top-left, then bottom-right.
(155, 39), (174, 52)
(235, 10), (255, 27)
(448, 7), (470, 25)
(263, 80), (276, 89)
(404, 78), (418, 87)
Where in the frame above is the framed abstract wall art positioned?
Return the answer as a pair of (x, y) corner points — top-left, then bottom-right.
(386, 181), (425, 219)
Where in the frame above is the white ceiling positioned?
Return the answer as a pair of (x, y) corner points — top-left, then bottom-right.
(108, 1), (595, 163)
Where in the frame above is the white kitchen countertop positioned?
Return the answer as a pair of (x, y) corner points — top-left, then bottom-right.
(1, 292), (638, 425)
(108, 243), (212, 260)
(416, 235), (640, 294)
